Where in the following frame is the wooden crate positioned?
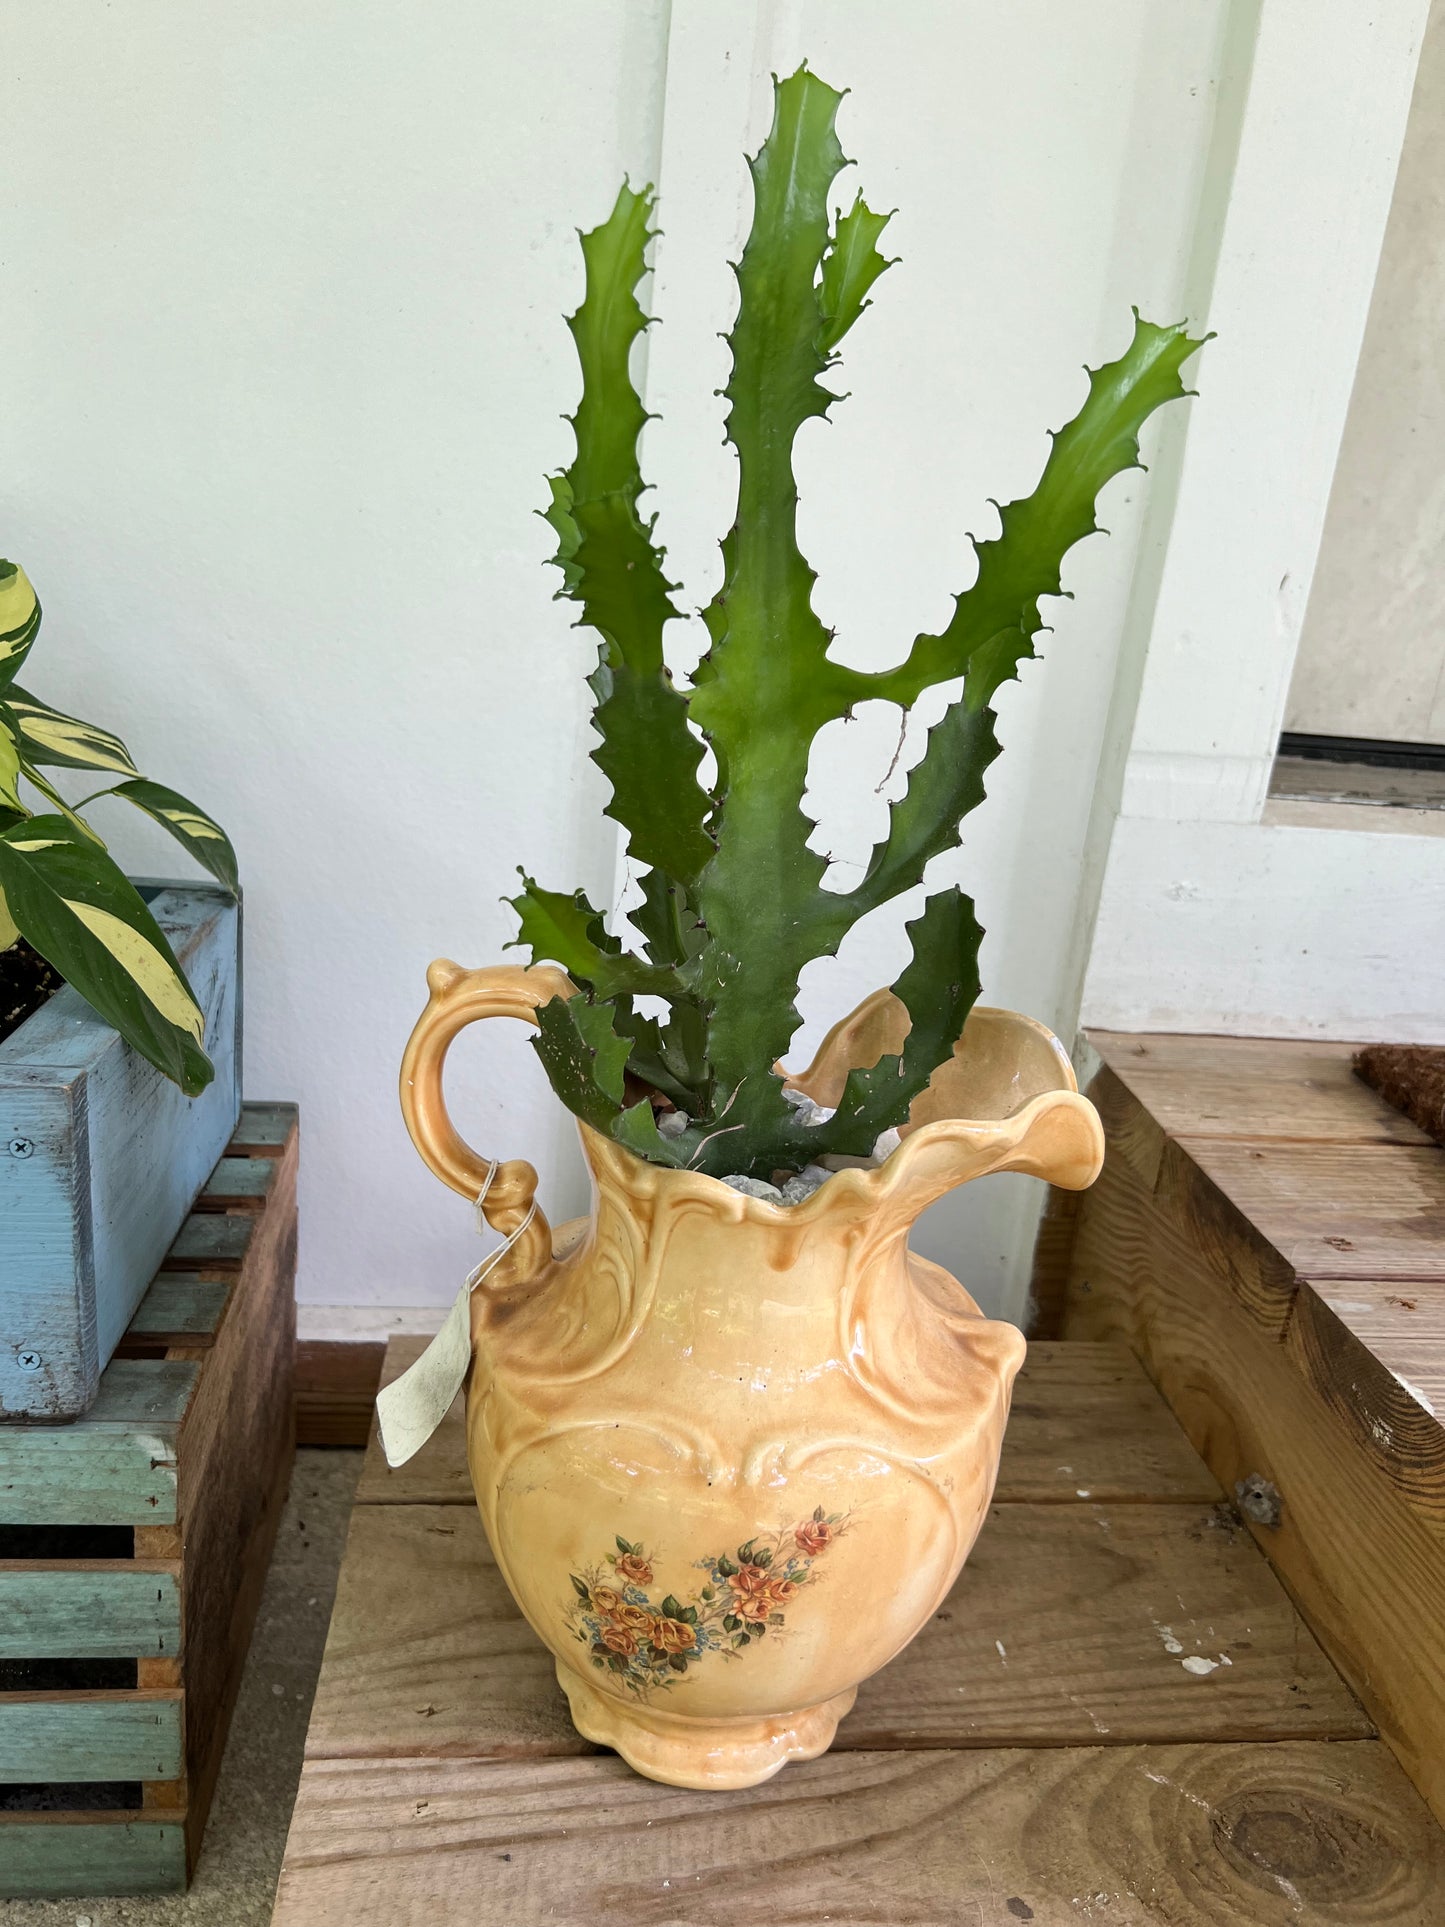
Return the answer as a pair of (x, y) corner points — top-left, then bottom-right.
(272, 1335), (1445, 1924)
(0, 880), (242, 1420)
(1047, 1033), (1445, 1830)
(0, 1102), (297, 1899)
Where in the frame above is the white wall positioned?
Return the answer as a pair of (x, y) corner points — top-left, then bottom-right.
(1082, 0), (1442, 1047)
(1285, 0), (1445, 746)
(5, 1), (1241, 1323)
(2, 0), (670, 1312)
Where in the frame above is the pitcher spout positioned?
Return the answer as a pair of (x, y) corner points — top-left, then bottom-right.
(786, 992), (1104, 1229)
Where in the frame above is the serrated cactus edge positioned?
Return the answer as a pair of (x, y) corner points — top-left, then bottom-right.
(509, 65), (1207, 1182)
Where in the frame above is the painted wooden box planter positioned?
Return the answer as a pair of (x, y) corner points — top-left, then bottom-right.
(0, 880), (241, 1422)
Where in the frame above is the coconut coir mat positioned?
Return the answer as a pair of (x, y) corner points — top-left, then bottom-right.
(1355, 1044), (1445, 1148)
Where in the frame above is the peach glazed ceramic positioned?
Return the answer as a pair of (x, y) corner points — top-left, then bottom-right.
(399, 960), (1103, 1789)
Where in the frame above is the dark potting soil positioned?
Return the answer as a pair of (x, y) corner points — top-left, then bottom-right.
(0, 937), (63, 1045)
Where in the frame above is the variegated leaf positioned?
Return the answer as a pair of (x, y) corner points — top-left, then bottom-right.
(0, 815), (213, 1094)
(1, 728), (106, 846)
(0, 883), (18, 951)
(4, 684), (140, 776)
(0, 563), (40, 693)
(110, 778), (239, 897)
(0, 711), (24, 814)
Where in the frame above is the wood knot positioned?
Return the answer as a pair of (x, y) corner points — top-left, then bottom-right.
(1213, 1793), (1403, 1905)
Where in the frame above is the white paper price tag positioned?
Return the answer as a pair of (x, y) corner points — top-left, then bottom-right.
(374, 1172), (535, 1468)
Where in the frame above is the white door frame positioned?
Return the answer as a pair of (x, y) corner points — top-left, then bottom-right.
(1081, 0), (1443, 1044)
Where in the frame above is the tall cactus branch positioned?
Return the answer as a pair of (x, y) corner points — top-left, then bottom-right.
(686, 71), (872, 1142)
(508, 66), (1207, 1181)
(539, 183), (714, 889)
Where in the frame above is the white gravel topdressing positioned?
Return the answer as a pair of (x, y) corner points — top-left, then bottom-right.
(660, 1089), (904, 1204)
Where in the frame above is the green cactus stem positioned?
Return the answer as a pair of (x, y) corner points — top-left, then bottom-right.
(511, 65), (1207, 1181)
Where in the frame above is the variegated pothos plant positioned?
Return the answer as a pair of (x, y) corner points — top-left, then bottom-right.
(0, 561), (237, 1095)
(504, 67), (1206, 1184)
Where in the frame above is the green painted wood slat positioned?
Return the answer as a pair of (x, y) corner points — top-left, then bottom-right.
(0, 1360), (197, 1526)
(197, 1157), (276, 1207)
(227, 1102), (298, 1153)
(124, 1276), (231, 1341)
(0, 1568), (181, 1660)
(0, 1694), (183, 1780)
(163, 1214), (254, 1269)
(0, 1817), (185, 1897)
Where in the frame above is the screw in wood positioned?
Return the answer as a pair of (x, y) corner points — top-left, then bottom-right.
(7, 1137), (35, 1157)
(15, 1350), (43, 1372)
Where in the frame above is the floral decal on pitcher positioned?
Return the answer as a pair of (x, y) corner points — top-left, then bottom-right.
(565, 1508), (851, 1698)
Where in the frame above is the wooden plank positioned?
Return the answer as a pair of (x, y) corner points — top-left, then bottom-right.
(306, 1505), (573, 1759)
(1074, 1074), (1306, 1342)
(173, 1116), (297, 1874)
(1182, 1139), (1445, 1283)
(1089, 1061), (1170, 1189)
(80, 1357), (199, 1427)
(1059, 1047), (1445, 1346)
(1303, 1278), (1445, 1420)
(275, 1739), (1445, 1927)
(0, 1566), (180, 1660)
(1090, 1030), (1432, 1144)
(356, 1337), (1222, 1509)
(135, 1524), (182, 1559)
(1063, 1144), (1445, 1822)
(163, 1211), (255, 1270)
(120, 1275), (232, 1345)
(196, 1154), (277, 1210)
(858, 1500), (1365, 1748)
(306, 1498), (1364, 1764)
(0, 1692), (183, 1780)
(0, 1360), (197, 1526)
(297, 1339), (386, 1449)
(1026, 1184), (1080, 1336)
(229, 1101), (298, 1156)
(999, 1341), (1222, 1502)
(1286, 1283), (1445, 1523)
(0, 1814), (185, 1899)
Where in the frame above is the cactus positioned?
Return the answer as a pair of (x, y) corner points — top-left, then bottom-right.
(513, 66), (1205, 1181)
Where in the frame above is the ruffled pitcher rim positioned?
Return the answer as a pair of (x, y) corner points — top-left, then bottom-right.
(577, 996), (1105, 1231)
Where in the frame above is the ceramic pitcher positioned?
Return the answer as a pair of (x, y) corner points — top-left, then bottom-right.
(399, 960), (1103, 1789)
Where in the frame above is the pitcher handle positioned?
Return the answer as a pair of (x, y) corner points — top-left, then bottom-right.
(399, 958), (576, 1284)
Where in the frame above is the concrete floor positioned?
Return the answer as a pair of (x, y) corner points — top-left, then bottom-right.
(2, 1449), (363, 1927)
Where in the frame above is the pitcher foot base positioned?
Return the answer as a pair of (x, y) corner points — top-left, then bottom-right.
(556, 1661), (857, 1789)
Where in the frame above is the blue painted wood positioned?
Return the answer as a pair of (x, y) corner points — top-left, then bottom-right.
(0, 882), (241, 1421)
